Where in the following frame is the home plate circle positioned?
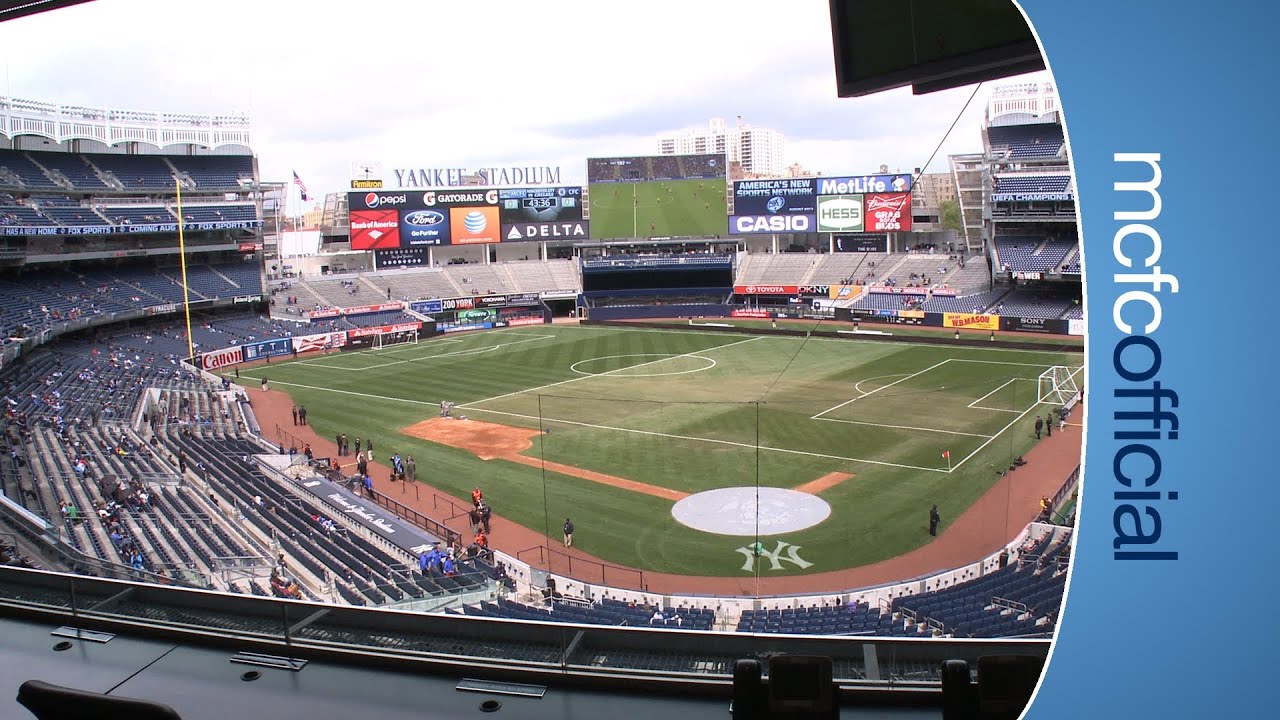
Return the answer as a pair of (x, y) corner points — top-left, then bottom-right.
(671, 487), (831, 536)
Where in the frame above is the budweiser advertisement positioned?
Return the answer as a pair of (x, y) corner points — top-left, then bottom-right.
(292, 332), (348, 353)
(733, 285), (799, 295)
(348, 322), (423, 339)
(864, 193), (912, 232)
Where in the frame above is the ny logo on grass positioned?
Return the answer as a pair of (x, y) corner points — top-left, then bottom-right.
(736, 541), (813, 572)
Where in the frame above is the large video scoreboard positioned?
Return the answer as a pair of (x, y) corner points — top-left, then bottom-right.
(348, 186), (588, 249)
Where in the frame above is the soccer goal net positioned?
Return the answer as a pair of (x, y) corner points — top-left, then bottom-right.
(1038, 365), (1082, 409)
(373, 329), (418, 350)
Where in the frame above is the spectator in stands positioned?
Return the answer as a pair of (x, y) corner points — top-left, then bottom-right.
(650, 608), (665, 625)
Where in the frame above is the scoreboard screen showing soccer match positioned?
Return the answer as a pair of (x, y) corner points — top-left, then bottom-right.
(498, 187), (583, 224)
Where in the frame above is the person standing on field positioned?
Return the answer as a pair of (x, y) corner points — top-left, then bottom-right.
(563, 517), (574, 547)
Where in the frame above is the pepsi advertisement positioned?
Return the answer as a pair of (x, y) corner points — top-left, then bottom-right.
(498, 186), (583, 224)
(731, 178), (817, 215)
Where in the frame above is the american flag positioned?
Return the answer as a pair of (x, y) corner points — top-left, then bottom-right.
(292, 170), (309, 201)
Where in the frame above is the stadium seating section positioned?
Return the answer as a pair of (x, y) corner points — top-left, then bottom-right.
(1, 149), (253, 193)
(987, 124), (1065, 159)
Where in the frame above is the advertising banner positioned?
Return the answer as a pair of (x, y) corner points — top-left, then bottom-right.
(815, 174), (913, 195)
(409, 299), (443, 314)
(292, 332), (348, 353)
(348, 322), (423, 339)
(200, 346), (243, 371)
(308, 302), (403, 320)
(731, 308), (772, 319)
(828, 285), (864, 301)
(374, 248), (429, 268)
(732, 178), (817, 215)
(501, 220), (589, 241)
(734, 285), (799, 295)
(242, 338), (293, 362)
(456, 308), (498, 324)
(798, 285), (832, 296)
(1068, 318), (1085, 337)
(816, 194), (864, 232)
(449, 206), (502, 244)
(498, 186), (583, 224)
(991, 192), (1073, 202)
(833, 234), (886, 252)
(145, 303), (178, 316)
(864, 193), (913, 232)
(942, 312), (1001, 331)
(349, 209), (401, 249)
(398, 208), (450, 246)
(506, 316), (547, 327)
(867, 285), (958, 297)
(1000, 317), (1070, 334)
(729, 214), (813, 234)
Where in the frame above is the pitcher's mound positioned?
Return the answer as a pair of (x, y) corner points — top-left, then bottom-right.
(402, 417), (541, 460)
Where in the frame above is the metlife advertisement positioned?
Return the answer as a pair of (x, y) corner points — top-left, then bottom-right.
(1017, 1), (1275, 718)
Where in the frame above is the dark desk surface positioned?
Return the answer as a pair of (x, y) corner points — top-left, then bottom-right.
(1, 618), (937, 720)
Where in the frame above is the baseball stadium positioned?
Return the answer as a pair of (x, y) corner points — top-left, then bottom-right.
(0, 1), (1079, 717)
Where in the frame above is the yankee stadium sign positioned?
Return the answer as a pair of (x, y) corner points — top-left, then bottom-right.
(392, 165), (563, 188)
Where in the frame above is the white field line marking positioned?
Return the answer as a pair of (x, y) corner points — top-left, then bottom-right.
(949, 359), (1085, 368)
(811, 359), (953, 420)
(462, 405), (950, 474)
(968, 377), (1040, 413)
(948, 396), (1052, 473)
(460, 336), (763, 408)
(290, 334), (554, 371)
(852, 373), (909, 395)
(555, 323), (1085, 355)
(811, 416), (990, 438)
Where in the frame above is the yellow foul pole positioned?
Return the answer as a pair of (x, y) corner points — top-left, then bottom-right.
(176, 179), (195, 361)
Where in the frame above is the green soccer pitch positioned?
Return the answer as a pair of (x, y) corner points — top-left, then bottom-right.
(229, 325), (1082, 577)
(588, 178), (728, 239)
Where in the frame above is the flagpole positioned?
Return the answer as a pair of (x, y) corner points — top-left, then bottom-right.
(176, 178), (195, 361)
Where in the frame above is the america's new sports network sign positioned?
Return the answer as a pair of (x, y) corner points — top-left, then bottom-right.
(729, 173), (913, 235)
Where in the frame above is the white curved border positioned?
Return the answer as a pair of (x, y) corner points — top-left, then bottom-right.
(671, 487), (832, 536)
(570, 353), (717, 378)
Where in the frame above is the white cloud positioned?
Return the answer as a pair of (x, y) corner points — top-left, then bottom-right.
(0, 0), (1052, 197)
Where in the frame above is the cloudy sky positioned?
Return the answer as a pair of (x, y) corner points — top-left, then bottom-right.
(1, 0), (1047, 199)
